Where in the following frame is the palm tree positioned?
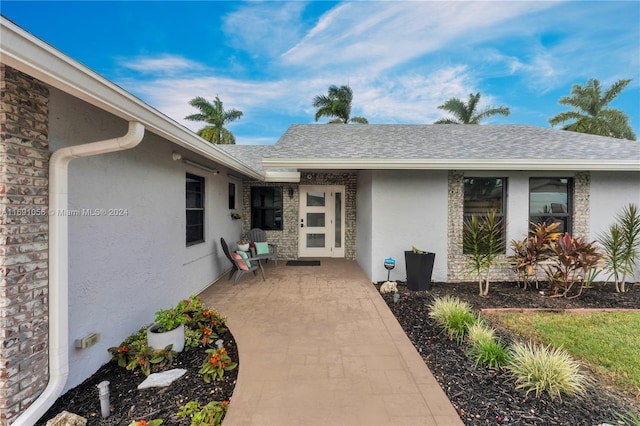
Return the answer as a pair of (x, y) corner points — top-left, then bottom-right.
(185, 96), (243, 144)
(434, 92), (510, 124)
(548, 78), (636, 140)
(312, 85), (368, 124)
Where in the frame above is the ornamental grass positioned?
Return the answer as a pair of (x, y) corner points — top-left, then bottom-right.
(506, 341), (590, 400)
(428, 295), (478, 342)
(466, 322), (510, 369)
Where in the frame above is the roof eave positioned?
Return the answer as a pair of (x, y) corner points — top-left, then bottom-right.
(264, 171), (301, 182)
(262, 158), (640, 172)
(0, 17), (264, 181)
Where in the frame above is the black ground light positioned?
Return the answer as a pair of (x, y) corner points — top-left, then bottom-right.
(384, 257), (396, 281)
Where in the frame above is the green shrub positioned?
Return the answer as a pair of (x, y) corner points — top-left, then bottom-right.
(428, 296), (478, 342)
(598, 203), (640, 293)
(506, 341), (590, 400)
(463, 210), (505, 296)
(466, 322), (510, 369)
(178, 400), (229, 426)
(199, 347), (238, 383)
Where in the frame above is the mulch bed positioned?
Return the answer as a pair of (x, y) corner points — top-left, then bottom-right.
(35, 281), (639, 425)
(36, 329), (238, 425)
(378, 280), (640, 426)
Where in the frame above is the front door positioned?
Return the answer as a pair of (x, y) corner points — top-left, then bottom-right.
(298, 185), (345, 257)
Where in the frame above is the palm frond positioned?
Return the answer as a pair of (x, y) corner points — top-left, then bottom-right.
(549, 78), (635, 140)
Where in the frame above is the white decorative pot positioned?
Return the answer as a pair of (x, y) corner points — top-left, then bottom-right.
(237, 243), (250, 252)
(147, 323), (185, 353)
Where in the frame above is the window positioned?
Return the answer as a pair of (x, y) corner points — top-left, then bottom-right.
(464, 177), (506, 216)
(228, 182), (236, 210)
(529, 178), (572, 233)
(186, 173), (204, 245)
(251, 187), (283, 230)
(463, 177), (507, 253)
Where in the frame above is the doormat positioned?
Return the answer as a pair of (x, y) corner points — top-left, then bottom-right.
(286, 260), (321, 266)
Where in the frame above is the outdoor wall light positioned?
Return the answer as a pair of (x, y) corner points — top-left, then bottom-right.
(172, 152), (182, 161)
(288, 187), (295, 198)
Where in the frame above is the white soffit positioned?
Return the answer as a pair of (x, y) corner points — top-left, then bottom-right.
(263, 171), (301, 182)
(0, 17), (263, 181)
(262, 158), (640, 172)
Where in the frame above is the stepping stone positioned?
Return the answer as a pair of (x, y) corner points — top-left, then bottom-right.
(137, 368), (187, 389)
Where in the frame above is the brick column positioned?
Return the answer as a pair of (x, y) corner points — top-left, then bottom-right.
(0, 64), (50, 425)
(572, 172), (590, 239)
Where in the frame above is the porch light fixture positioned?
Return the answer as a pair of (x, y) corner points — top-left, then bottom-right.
(172, 152), (182, 161)
(288, 187), (294, 198)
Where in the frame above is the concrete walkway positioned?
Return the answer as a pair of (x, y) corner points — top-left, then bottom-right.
(199, 259), (463, 426)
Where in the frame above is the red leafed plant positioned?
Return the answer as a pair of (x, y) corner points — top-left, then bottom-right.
(544, 232), (603, 298)
(509, 221), (562, 289)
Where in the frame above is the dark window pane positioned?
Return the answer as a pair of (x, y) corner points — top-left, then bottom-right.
(464, 178), (504, 215)
(186, 173), (205, 245)
(529, 178), (572, 234)
(229, 182), (236, 210)
(186, 174), (203, 209)
(250, 187), (283, 230)
(335, 192), (342, 248)
(306, 191), (325, 207)
(463, 177), (506, 254)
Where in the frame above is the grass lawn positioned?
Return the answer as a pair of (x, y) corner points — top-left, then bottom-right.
(489, 311), (640, 395)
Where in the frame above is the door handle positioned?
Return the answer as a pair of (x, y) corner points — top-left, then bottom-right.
(300, 218), (304, 228)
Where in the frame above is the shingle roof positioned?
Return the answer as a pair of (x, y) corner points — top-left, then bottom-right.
(218, 145), (271, 174)
(218, 125), (640, 175)
(267, 124), (640, 161)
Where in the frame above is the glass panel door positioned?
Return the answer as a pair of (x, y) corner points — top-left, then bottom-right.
(298, 185), (345, 257)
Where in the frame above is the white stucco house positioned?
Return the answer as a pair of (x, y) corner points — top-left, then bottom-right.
(1, 16), (639, 425)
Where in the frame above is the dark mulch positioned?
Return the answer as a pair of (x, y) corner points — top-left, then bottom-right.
(36, 329), (238, 425)
(35, 281), (639, 425)
(378, 280), (640, 426)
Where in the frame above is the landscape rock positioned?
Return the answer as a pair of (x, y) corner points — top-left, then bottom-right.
(46, 411), (87, 426)
(137, 368), (187, 389)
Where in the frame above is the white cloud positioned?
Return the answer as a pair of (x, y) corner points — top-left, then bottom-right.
(121, 55), (203, 74)
(222, 2), (307, 57)
(281, 1), (556, 74)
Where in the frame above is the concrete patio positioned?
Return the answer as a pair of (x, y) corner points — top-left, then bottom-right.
(199, 258), (463, 426)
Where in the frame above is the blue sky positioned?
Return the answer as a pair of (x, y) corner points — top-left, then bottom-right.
(2, 1), (639, 145)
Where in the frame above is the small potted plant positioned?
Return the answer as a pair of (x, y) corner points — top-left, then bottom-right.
(147, 307), (189, 353)
(236, 239), (250, 252)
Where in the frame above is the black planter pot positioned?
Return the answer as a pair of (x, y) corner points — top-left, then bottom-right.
(404, 251), (435, 291)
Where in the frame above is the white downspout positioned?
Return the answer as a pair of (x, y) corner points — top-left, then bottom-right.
(14, 121), (145, 426)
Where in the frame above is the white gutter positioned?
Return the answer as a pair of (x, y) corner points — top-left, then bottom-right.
(262, 158), (640, 172)
(14, 121), (145, 426)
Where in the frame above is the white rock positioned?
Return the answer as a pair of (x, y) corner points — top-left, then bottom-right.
(137, 368), (187, 389)
(46, 411), (87, 426)
(380, 281), (398, 294)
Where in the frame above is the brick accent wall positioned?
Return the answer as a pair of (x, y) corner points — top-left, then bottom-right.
(241, 172), (357, 260)
(0, 65), (50, 425)
(572, 172), (590, 239)
(447, 170), (592, 284)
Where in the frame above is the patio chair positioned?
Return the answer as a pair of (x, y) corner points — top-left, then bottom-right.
(247, 228), (278, 266)
(220, 237), (265, 284)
